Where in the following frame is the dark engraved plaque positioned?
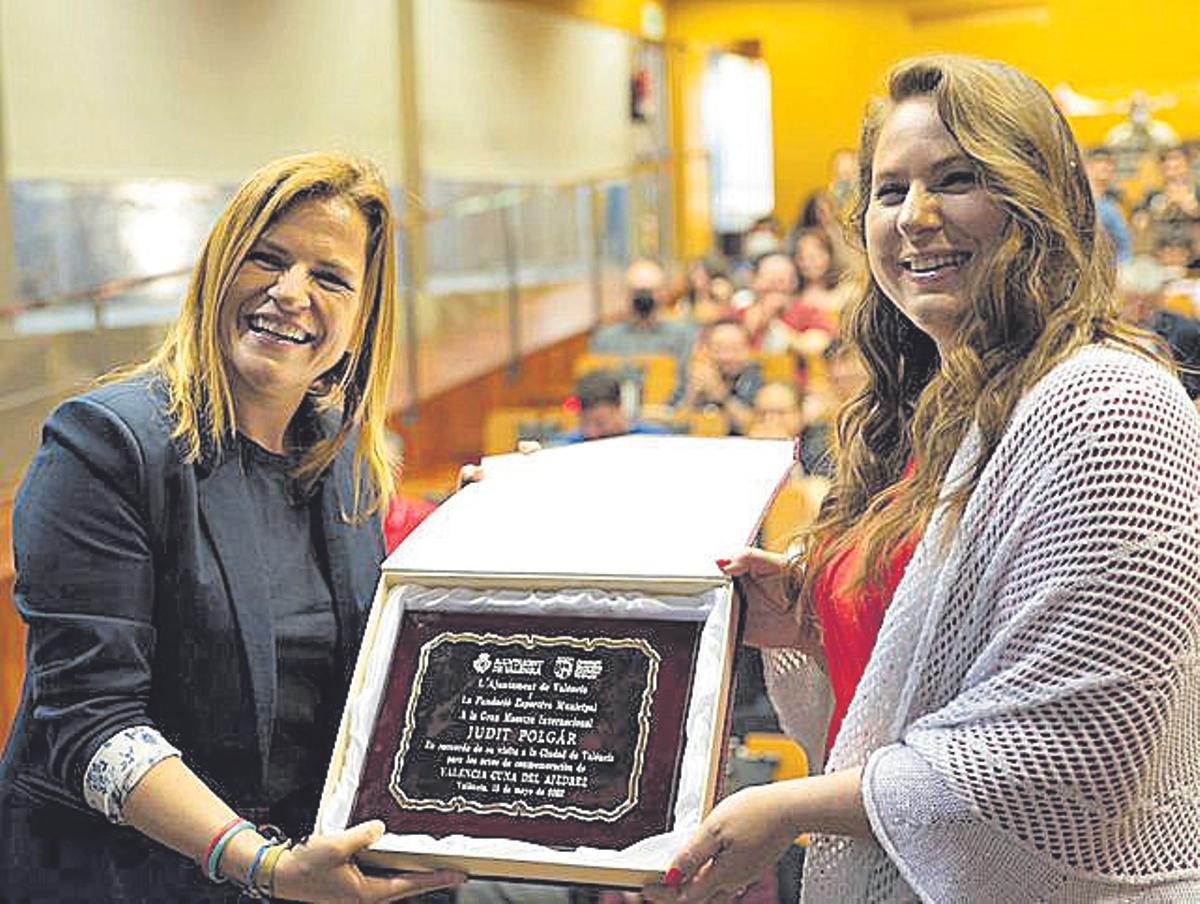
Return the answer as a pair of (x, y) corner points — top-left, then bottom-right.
(350, 611), (703, 850)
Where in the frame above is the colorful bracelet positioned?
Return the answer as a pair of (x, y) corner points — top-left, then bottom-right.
(204, 819), (254, 883)
(200, 818), (243, 876)
(242, 841), (273, 897)
(258, 841), (290, 899)
(243, 824), (290, 898)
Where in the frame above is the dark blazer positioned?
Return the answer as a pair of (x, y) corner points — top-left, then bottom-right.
(0, 376), (384, 902)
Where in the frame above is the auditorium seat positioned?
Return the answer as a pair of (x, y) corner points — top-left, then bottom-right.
(572, 353), (678, 405)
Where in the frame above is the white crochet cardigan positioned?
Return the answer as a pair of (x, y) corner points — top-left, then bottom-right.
(768, 346), (1200, 903)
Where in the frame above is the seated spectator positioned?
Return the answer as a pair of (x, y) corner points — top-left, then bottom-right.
(754, 380), (832, 551)
(800, 338), (869, 476)
(1113, 259), (1200, 407)
(1116, 255), (1168, 326)
(1104, 90), (1180, 154)
(742, 252), (799, 351)
(789, 188), (854, 275)
(827, 147), (858, 217)
(1156, 228), (1199, 277)
(710, 272), (735, 310)
(590, 258), (696, 388)
(1087, 147), (1132, 263)
(747, 381), (804, 440)
(779, 228), (845, 355)
(743, 214), (783, 260)
(677, 319), (764, 435)
(683, 255), (734, 325)
(1148, 310), (1200, 403)
(551, 369), (670, 444)
(1135, 145), (1200, 244)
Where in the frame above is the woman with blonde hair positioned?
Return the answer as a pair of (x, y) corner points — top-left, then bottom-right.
(647, 55), (1200, 903)
(0, 153), (464, 901)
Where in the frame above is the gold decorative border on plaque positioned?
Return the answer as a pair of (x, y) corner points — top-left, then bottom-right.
(388, 631), (661, 822)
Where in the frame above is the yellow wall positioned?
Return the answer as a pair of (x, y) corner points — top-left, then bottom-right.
(669, 1), (911, 236)
(906, 0), (1200, 147)
(509, 0), (650, 33)
(669, 0), (1200, 238)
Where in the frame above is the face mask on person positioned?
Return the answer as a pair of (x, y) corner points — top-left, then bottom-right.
(631, 290), (656, 317)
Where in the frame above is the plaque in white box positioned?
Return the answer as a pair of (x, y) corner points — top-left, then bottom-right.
(317, 435), (795, 888)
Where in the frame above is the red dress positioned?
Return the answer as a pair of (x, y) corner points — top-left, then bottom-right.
(382, 494), (438, 553)
(813, 535), (917, 751)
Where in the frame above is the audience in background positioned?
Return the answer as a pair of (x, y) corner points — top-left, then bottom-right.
(743, 214), (784, 260)
(788, 152), (859, 272)
(1104, 90), (1180, 153)
(799, 339), (868, 477)
(1156, 228), (1199, 276)
(791, 190), (837, 242)
(747, 381), (804, 440)
(1113, 249), (1200, 410)
(677, 319), (764, 436)
(1087, 147), (1132, 263)
(590, 258), (697, 390)
(1134, 145), (1200, 245)
(709, 271), (736, 311)
(551, 369), (669, 444)
(780, 229), (843, 355)
(742, 252), (800, 352)
(682, 255), (733, 325)
(827, 148), (858, 218)
(1149, 309), (1200, 404)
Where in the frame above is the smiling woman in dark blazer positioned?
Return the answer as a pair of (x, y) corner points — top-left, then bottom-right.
(0, 154), (463, 902)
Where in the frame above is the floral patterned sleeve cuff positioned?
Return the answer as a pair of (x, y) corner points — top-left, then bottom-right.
(82, 725), (181, 824)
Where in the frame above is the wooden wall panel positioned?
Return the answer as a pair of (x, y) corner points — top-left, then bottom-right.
(394, 332), (589, 475)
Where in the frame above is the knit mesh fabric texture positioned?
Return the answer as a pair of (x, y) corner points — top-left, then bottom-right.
(767, 346), (1200, 903)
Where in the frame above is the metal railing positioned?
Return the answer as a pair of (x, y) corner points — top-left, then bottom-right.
(0, 151), (708, 420)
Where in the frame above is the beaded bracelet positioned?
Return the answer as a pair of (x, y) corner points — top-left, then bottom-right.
(204, 819), (254, 883)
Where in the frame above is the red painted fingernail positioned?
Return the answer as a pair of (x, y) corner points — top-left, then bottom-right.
(664, 867), (683, 889)
(715, 559), (731, 569)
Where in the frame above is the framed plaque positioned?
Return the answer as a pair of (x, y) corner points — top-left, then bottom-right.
(316, 436), (796, 888)
(350, 611), (701, 849)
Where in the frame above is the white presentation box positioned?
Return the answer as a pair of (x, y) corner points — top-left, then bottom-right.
(316, 435), (795, 888)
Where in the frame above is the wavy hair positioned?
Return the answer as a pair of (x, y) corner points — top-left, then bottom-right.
(120, 152), (398, 518)
(790, 55), (1151, 634)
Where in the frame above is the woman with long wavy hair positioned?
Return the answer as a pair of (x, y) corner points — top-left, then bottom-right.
(647, 55), (1200, 903)
(0, 153), (464, 901)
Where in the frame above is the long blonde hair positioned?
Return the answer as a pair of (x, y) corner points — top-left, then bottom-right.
(124, 152), (398, 517)
(793, 55), (1151, 624)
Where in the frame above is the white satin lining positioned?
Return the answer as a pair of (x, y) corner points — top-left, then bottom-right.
(319, 582), (729, 872)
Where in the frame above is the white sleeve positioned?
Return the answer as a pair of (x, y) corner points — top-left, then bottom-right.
(82, 725), (181, 824)
(861, 357), (1200, 898)
(761, 647), (833, 774)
